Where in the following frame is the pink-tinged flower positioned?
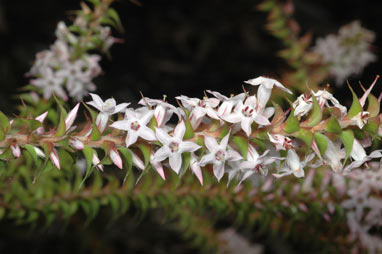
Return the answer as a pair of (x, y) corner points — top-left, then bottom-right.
(110, 147), (123, 169)
(273, 150), (315, 178)
(292, 94), (313, 119)
(11, 143), (21, 158)
(267, 133), (293, 151)
(223, 96), (271, 136)
(323, 138), (345, 173)
(138, 97), (180, 127)
(349, 111), (370, 129)
(110, 109), (156, 148)
(190, 153), (203, 185)
(206, 90), (246, 118)
(153, 121), (201, 174)
(176, 95), (220, 129)
(359, 75), (379, 107)
(245, 76), (292, 112)
(312, 89), (347, 116)
(199, 133), (242, 182)
(343, 139), (382, 174)
(65, 103), (80, 131)
(150, 152), (165, 180)
(239, 145), (282, 183)
(50, 148), (61, 170)
(87, 93), (129, 133)
(69, 138), (84, 150)
(92, 152), (103, 171)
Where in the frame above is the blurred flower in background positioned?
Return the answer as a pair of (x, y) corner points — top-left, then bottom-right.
(313, 21), (376, 86)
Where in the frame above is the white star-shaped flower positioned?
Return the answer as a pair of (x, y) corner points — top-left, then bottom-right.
(199, 133), (242, 181)
(110, 109), (156, 147)
(87, 93), (129, 133)
(153, 121), (201, 174)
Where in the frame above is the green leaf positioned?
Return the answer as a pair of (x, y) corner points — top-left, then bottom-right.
(271, 101), (285, 126)
(363, 118), (379, 135)
(137, 143), (151, 168)
(294, 129), (313, 147)
(219, 124), (230, 139)
(305, 96), (322, 127)
(182, 152), (191, 174)
(232, 135), (249, 160)
(24, 144), (38, 164)
(325, 116), (342, 134)
(0, 129), (4, 141)
(106, 8), (124, 32)
(347, 84), (363, 118)
(314, 132), (328, 155)
(55, 107), (67, 137)
(79, 146), (95, 189)
(367, 94), (380, 117)
(90, 121), (101, 141)
(284, 109), (300, 133)
(340, 130), (354, 164)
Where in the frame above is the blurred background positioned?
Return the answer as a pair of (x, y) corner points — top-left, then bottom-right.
(0, 0), (381, 253)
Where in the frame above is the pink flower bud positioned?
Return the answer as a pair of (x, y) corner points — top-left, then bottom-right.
(50, 149), (61, 170)
(150, 152), (165, 180)
(92, 153), (103, 171)
(11, 143), (21, 158)
(110, 148), (123, 169)
(190, 153), (202, 185)
(65, 103), (80, 131)
(69, 138), (84, 150)
(35, 111), (48, 123)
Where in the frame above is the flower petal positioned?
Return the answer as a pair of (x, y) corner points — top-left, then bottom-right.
(226, 149), (242, 161)
(125, 131), (139, 147)
(169, 153), (182, 174)
(199, 153), (215, 166)
(138, 126), (156, 141)
(190, 154), (203, 185)
(110, 148), (123, 169)
(213, 162), (225, 182)
(151, 152), (165, 180)
(153, 146), (170, 162)
(241, 117), (252, 136)
(174, 121), (186, 140)
(204, 135), (218, 153)
(110, 120), (130, 131)
(113, 103), (130, 114)
(88, 93), (104, 111)
(180, 141), (201, 153)
(155, 127), (172, 145)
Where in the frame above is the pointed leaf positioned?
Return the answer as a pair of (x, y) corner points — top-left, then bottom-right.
(232, 135), (249, 160)
(79, 146), (95, 189)
(340, 130), (354, 164)
(137, 143), (151, 167)
(347, 84), (363, 118)
(184, 117), (194, 139)
(304, 96), (322, 127)
(325, 116), (342, 134)
(314, 132), (328, 156)
(294, 128), (313, 147)
(0, 111), (10, 133)
(55, 108), (67, 137)
(367, 94), (380, 117)
(284, 109), (300, 133)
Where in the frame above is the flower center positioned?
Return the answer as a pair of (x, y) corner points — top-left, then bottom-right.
(102, 101), (115, 113)
(242, 105), (254, 118)
(130, 121), (140, 131)
(169, 142), (179, 153)
(215, 150), (225, 161)
(254, 163), (267, 176)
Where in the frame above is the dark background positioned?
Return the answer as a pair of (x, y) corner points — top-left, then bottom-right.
(0, 0), (381, 111)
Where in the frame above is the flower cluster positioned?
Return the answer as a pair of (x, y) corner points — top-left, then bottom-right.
(26, 3), (119, 101)
(313, 21), (376, 85)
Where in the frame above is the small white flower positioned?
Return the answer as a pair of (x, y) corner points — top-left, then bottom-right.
(238, 145), (282, 183)
(267, 133), (293, 151)
(176, 95), (220, 129)
(223, 96), (271, 136)
(273, 150), (315, 178)
(312, 89), (347, 116)
(323, 138), (345, 173)
(87, 93), (129, 133)
(110, 109), (156, 147)
(138, 97), (180, 127)
(293, 94), (313, 119)
(245, 76), (292, 112)
(153, 121), (201, 174)
(199, 133), (242, 181)
(31, 67), (67, 101)
(350, 111), (370, 129)
(206, 90), (246, 118)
